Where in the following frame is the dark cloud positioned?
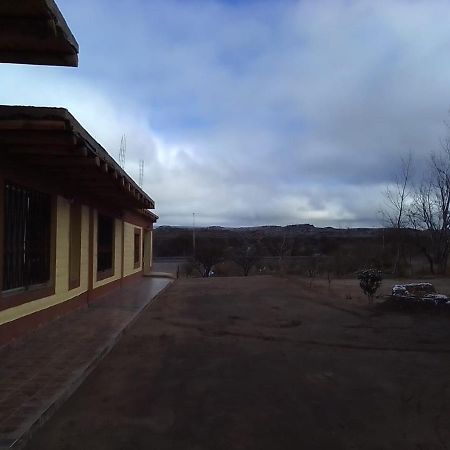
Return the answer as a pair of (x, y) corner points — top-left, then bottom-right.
(1, 0), (450, 226)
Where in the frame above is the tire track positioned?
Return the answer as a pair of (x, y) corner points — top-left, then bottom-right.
(151, 318), (450, 354)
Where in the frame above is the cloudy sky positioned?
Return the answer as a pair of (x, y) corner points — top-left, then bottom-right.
(2, 0), (450, 227)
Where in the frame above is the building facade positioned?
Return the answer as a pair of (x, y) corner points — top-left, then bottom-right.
(0, 107), (157, 345)
(0, 1), (158, 345)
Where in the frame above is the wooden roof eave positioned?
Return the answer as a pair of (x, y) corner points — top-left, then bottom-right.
(0, 0), (79, 67)
(0, 108), (155, 211)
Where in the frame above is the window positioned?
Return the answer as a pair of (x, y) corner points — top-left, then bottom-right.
(3, 182), (52, 291)
(69, 203), (82, 290)
(97, 214), (114, 278)
(134, 228), (141, 269)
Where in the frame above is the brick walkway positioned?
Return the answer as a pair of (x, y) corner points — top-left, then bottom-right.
(0, 277), (172, 449)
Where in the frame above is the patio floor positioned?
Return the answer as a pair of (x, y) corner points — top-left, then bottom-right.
(0, 277), (172, 449)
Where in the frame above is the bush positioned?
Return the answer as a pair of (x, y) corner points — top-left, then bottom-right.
(357, 269), (382, 305)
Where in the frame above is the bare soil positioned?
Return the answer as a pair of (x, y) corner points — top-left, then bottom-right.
(25, 276), (450, 450)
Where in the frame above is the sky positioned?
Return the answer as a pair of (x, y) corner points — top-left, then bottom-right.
(2, 0), (450, 227)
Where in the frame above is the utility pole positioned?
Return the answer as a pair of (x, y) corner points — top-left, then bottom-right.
(138, 160), (144, 188)
(192, 212), (197, 260)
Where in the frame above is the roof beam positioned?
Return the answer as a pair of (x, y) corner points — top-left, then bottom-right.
(8, 155), (100, 167)
(0, 130), (77, 147)
(0, 119), (67, 131)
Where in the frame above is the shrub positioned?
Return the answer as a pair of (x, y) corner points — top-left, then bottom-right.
(357, 269), (382, 305)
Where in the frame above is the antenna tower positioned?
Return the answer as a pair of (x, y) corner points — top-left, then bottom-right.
(139, 160), (144, 187)
(119, 134), (126, 169)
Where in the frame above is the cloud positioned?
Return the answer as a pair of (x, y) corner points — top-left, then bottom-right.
(2, 0), (450, 227)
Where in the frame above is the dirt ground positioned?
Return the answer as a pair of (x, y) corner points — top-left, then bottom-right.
(25, 276), (450, 450)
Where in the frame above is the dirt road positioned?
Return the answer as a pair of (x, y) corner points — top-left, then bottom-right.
(25, 276), (450, 450)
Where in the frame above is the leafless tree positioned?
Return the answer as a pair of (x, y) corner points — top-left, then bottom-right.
(381, 153), (413, 275)
(409, 141), (450, 274)
(195, 239), (225, 277)
(230, 243), (261, 276)
(305, 256), (318, 288)
(381, 126), (450, 275)
(383, 152), (413, 229)
(260, 233), (293, 273)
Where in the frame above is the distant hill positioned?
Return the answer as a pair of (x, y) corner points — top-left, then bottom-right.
(154, 224), (385, 258)
(155, 223), (381, 237)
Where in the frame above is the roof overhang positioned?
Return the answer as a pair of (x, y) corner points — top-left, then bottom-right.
(0, 0), (79, 67)
(0, 106), (156, 218)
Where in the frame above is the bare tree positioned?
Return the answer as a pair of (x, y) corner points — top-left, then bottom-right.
(195, 239), (225, 277)
(410, 142), (450, 274)
(277, 233), (292, 273)
(305, 255), (318, 288)
(381, 123), (450, 276)
(260, 233), (293, 273)
(230, 243), (261, 276)
(381, 153), (413, 275)
(383, 153), (413, 229)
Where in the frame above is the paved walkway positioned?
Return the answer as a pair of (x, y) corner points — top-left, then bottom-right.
(0, 277), (172, 449)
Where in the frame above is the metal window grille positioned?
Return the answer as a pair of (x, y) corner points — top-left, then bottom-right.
(97, 214), (114, 272)
(134, 229), (140, 265)
(3, 182), (51, 291)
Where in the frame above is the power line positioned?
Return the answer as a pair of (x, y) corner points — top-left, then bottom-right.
(192, 212), (198, 259)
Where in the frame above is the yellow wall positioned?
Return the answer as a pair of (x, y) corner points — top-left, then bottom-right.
(123, 222), (143, 276)
(0, 199), (148, 326)
(0, 196), (89, 326)
(92, 211), (123, 289)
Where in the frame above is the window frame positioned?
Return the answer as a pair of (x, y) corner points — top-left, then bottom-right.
(134, 228), (141, 269)
(0, 176), (56, 310)
(2, 181), (53, 292)
(96, 213), (115, 281)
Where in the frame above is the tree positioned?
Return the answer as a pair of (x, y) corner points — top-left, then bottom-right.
(357, 269), (382, 305)
(194, 238), (225, 277)
(230, 243), (261, 276)
(260, 233), (293, 273)
(381, 153), (413, 275)
(261, 234), (290, 257)
(305, 255), (318, 287)
(409, 142), (450, 274)
(381, 122), (450, 275)
(318, 257), (334, 288)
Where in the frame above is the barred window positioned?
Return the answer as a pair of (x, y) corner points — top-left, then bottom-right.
(134, 228), (141, 268)
(97, 214), (114, 275)
(3, 182), (52, 291)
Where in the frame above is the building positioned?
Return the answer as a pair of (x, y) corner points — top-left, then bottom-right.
(0, 2), (158, 345)
(0, 0), (79, 66)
